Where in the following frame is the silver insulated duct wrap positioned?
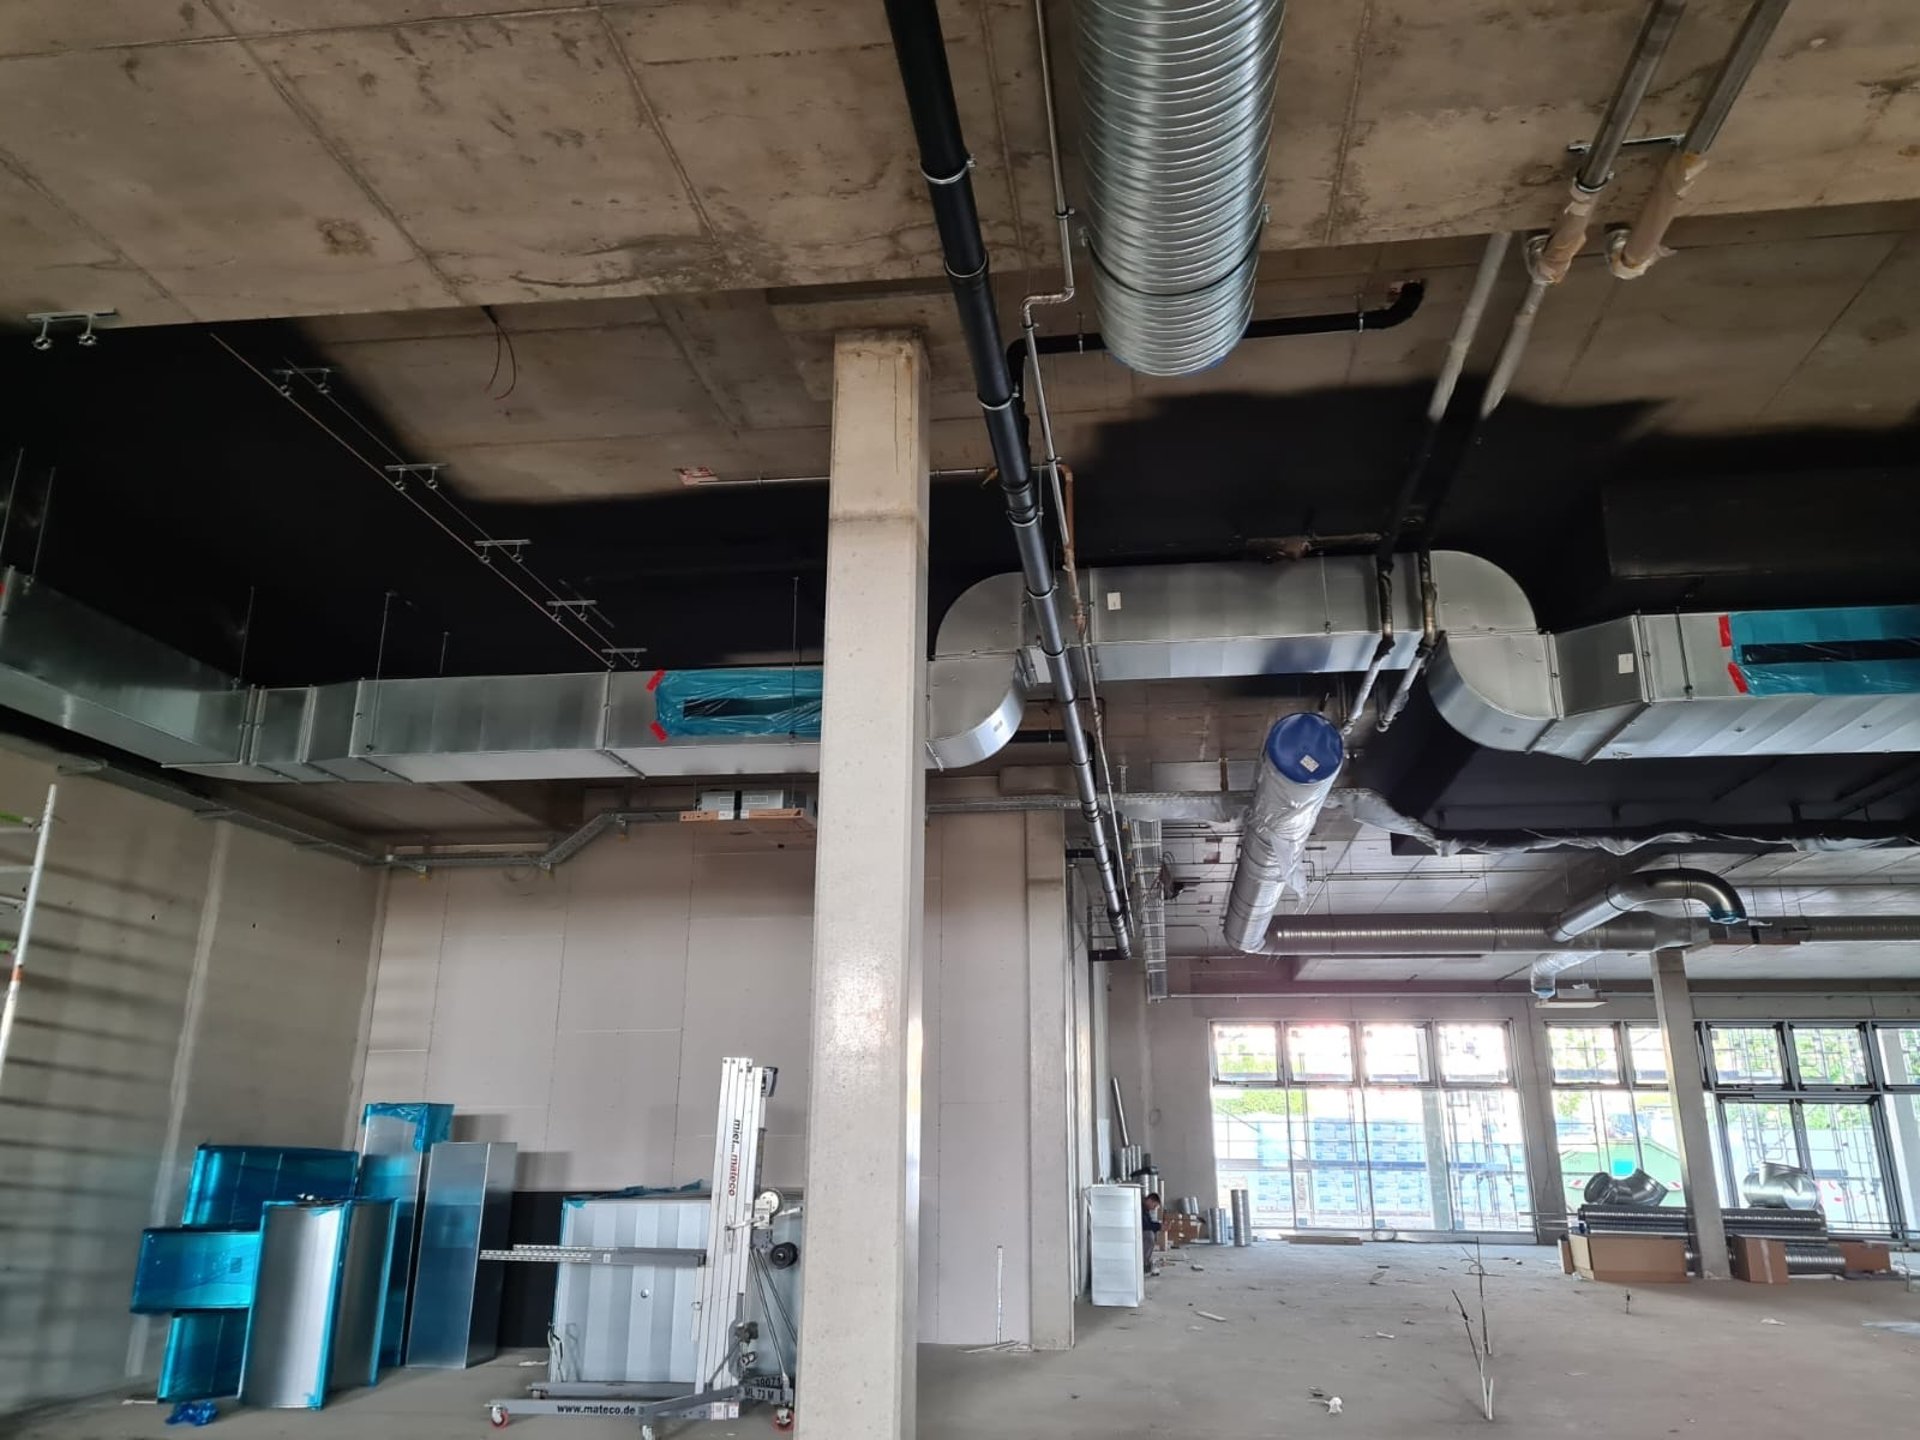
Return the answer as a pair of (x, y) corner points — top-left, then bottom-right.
(1223, 713), (1343, 953)
(1076, 0), (1285, 376)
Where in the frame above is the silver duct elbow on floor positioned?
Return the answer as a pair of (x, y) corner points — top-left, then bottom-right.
(1076, 0), (1285, 376)
(1222, 713), (1344, 953)
(1549, 868), (1748, 944)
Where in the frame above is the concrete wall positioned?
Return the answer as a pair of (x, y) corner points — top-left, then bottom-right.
(1122, 982), (1920, 1240)
(0, 750), (383, 1418)
(359, 811), (1077, 1347)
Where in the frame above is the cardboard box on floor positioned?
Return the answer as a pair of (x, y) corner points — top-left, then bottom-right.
(1838, 1240), (1893, 1274)
(1568, 1232), (1689, 1284)
(1731, 1235), (1790, 1285)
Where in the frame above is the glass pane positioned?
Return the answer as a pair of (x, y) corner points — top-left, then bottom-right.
(1875, 1027), (1920, 1088)
(1212, 1085), (1296, 1230)
(1361, 1024), (1430, 1084)
(1626, 1025), (1668, 1086)
(1793, 1026), (1869, 1086)
(1443, 1088), (1531, 1230)
(1287, 1024), (1355, 1084)
(1631, 1093), (1686, 1204)
(1360, 1088), (1437, 1229)
(1884, 1095), (1920, 1235)
(1710, 1026), (1783, 1086)
(1295, 1088), (1368, 1227)
(1553, 1089), (1641, 1208)
(1802, 1103), (1891, 1233)
(1547, 1026), (1620, 1084)
(1437, 1023), (1511, 1084)
(1214, 1023), (1278, 1082)
(1724, 1101), (1798, 1205)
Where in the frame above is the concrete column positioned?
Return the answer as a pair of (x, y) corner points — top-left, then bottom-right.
(799, 331), (930, 1440)
(1651, 948), (1727, 1279)
(1025, 810), (1075, 1350)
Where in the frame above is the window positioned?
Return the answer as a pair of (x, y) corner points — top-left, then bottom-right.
(1361, 1023), (1430, 1084)
(1548, 1026), (1621, 1085)
(1209, 1020), (1530, 1235)
(1874, 1027), (1920, 1088)
(1213, 1023), (1278, 1082)
(1438, 1024), (1510, 1084)
(1709, 1025), (1784, 1086)
(1792, 1026), (1869, 1087)
(1287, 1024), (1355, 1083)
(1626, 1024), (1667, 1086)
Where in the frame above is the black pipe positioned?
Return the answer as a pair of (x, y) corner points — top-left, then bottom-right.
(1005, 281), (1427, 410)
(883, 0), (1133, 956)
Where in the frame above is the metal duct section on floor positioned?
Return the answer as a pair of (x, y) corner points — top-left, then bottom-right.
(1222, 714), (1343, 953)
(1075, 0), (1285, 375)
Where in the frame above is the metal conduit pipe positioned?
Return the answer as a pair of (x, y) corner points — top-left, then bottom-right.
(1484, 0), (1687, 416)
(1549, 867), (1748, 942)
(1222, 714), (1344, 953)
(1260, 912), (1693, 955)
(1609, 0), (1792, 278)
(1261, 911), (1920, 956)
(1075, 0), (1286, 375)
(1375, 233), (1510, 566)
(883, 0), (1132, 956)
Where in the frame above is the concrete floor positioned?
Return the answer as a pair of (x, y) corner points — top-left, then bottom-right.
(21, 1244), (1920, 1440)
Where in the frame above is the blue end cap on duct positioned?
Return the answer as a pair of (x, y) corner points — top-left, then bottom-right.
(1263, 712), (1344, 785)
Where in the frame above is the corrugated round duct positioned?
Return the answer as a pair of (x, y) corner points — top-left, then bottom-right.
(1075, 0), (1285, 376)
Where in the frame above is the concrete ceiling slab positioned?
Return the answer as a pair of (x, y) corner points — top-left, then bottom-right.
(1553, 230), (1901, 431)
(211, 1), (580, 30)
(253, 13), (725, 299)
(329, 310), (725, 449)
(0, 163), (193, 323)
(606, 0), (1031, 289)
(1765, 233), (1920, 428)
(0, 41), (457, 319)
(0, 0), (220, 56)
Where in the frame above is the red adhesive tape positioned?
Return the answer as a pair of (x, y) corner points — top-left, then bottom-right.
(1727, 662), (1749, 694)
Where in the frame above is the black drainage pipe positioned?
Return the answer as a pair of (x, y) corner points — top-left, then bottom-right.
(882, 0), (1132, 958)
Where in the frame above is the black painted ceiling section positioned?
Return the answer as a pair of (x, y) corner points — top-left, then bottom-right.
(1, 318), (1917, 833)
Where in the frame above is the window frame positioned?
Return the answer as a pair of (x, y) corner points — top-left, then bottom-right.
(1208, 1020), (1516, 1091)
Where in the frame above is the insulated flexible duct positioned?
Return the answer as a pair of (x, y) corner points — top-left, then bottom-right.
(1223, 714), (1344, 953)
(1076, 0), (1286, 375)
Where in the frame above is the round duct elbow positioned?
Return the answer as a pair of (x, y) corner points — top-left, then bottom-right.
(1076, 0), (1285, 376)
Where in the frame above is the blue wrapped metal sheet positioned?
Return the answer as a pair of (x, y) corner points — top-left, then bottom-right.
(180, 1145), (358, 1227)
(155, 1145), (359, 1400)
(651, 667), (821, 739)
(131, 1228), (262, 1314)
(159, 1312), (251, 1403)
(357, 1102), (454, 1366)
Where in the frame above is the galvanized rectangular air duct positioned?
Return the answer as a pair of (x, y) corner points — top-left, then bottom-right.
(1076, 0), (1286, 375)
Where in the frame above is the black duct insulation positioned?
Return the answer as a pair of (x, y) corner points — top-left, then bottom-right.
(881, 0), (1132, 955)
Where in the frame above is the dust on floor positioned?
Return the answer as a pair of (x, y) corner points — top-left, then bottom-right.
(18, 1244), (1920, 1439)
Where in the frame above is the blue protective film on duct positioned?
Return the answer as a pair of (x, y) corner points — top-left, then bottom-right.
(1726, 605), (1920, 697)
(361, 1103), (454, 1152)
(159, 1312), (250, 1402)
(132, 1229), (262, 1314)
(652, 667), (822, 738)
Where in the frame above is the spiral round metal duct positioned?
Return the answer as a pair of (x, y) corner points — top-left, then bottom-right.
(1075, 0), (1285, 376)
